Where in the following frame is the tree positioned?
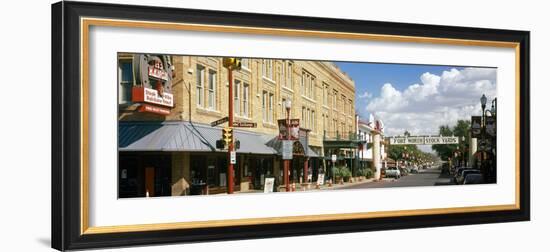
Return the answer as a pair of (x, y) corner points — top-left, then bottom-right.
(432, 120), (470, 161)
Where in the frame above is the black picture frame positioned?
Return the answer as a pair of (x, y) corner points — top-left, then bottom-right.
(52, 1), (530, 251)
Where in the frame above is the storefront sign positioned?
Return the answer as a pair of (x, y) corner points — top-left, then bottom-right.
(389, 136), (459, 145)
(132, 86), (174, 107)
(233, 122), (257, 128)
(277, 119), (300, 140)
(230, 151), (236, 164)
(264, 178), (275, 193)
(137, 104), (171, 115)
(282, 140), (293, 160)
(148, 60), (169, 81)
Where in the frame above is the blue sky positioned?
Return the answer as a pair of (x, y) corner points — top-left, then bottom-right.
(335, 62), (465, 98)
(333, 61), (496, 138)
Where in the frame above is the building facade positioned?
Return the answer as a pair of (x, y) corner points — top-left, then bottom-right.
(118, 53), (356, 197)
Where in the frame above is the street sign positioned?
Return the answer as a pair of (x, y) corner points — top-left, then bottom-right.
(264, 178), (275, 193)
(282, 140), (293, 160)
(232, 121), (257, 128)
(230, 151), (236, 164)
(211, 116), (229, 127)
(331, 154), (337, 162)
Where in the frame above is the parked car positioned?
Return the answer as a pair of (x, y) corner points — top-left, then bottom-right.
(410, 166), (419, 174)
(463, 173), (485, 184)
(380, 168), (387, 178)
(385, 167), (401, 179)
(456, 169), (481, 184)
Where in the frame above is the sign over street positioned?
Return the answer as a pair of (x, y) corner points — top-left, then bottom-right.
(389, 136), (459, 145)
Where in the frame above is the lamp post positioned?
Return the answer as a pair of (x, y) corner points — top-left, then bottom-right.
(480, 93), (497, 182)
(284, 99), (292, 192)
(222, 58), (241, 194)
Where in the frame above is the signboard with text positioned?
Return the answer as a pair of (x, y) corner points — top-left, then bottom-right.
(233, 122), (257, 128)
(389, 136), (459, 145)
(132, 86), (174, 107)
(264, 178), (275, 193)
(211, 117), (229, 127)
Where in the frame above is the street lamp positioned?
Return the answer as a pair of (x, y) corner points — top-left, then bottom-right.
(480, 94), (487, 115)
(284, 99), (292, 192)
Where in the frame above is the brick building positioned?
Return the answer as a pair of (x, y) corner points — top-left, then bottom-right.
(117, 53), (356, 197)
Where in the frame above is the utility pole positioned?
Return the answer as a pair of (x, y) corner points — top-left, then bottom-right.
(223, 58), (241, 194)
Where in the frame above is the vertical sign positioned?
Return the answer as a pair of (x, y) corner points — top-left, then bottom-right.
(230, 151), (236, 164)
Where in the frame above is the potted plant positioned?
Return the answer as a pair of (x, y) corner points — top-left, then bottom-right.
(341, 167), (352, 183)
(332, 166), (343, 184)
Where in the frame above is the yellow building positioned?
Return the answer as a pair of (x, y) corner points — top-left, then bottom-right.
(117, 53), (356, 197)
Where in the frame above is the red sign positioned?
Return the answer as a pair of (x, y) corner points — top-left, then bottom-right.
(148, 60), (169, 81)
(138, 104), (171, 115)
(132, 86), (174, 107)
(278, 119), (300, 140)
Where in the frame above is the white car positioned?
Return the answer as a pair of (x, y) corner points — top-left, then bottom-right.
(385, 167), (401, 179)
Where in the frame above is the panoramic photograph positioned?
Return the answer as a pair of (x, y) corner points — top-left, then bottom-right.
(117, 53), (497, 198)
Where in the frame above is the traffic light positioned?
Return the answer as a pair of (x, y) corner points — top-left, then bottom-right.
(222, 57), (242, 70)
(222, 127), (233, 147)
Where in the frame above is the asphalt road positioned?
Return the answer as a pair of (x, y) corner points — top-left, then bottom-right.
(338, 167), (453, 190)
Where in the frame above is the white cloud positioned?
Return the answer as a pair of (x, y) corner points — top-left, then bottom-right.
(358, 91), (372, 99)
(363, 67), (496, 137)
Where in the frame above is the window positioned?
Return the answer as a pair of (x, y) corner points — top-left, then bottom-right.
(348, 99), (353, 115)
(241, 58), (250, 69)
(118, 60), (133, 104)
(302, 107), (306, 125)
(243, 83), (249, 117)
(300, 72), (306, 95)
(281, 98), (286, 118)
(323, 83), (328, 106)
(312, 110), (315, 131)
(262, 91), (267, 122)
(196, 65), (205, 107)
(341, 95), (346, 113)
(208, 70), (217, 110)
(307, 108), (311, 129)
(262, 59), (273, 80)
(234, 80), (241, 116)
(286, 62), (293, 88)
(269, 93), (274, 123)
(333, 90), (338, 110)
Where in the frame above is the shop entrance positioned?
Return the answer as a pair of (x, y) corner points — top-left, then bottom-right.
(118, 152), (172, 198)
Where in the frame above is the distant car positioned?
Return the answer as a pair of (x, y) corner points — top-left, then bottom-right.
(399, 167), (409, 176)
(410, 166), (419, 174)
(463, 173), (485, 184)
(456, 169), (481, 184)
(385, 167), (401, 179)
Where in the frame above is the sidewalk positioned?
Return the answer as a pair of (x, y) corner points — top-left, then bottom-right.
(232, 177), (394, 194)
